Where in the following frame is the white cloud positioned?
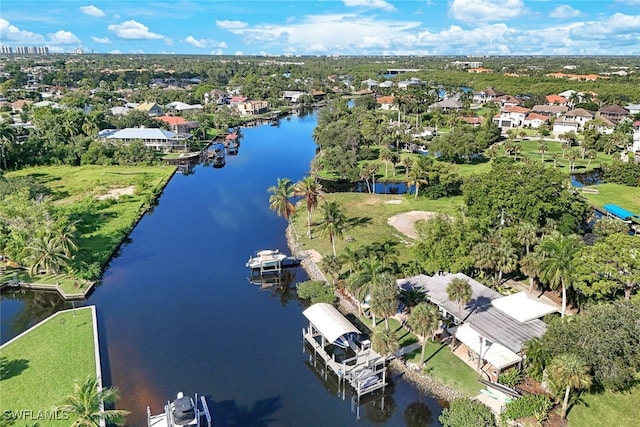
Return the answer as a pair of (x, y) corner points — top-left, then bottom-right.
(343, 0), (396, 12)
(109, 49), (122, 54)
(549, 5), (582, 19)
(48, 30), (81, 45)
(210, 48), (224, 55)
(234, 50), (244, 55)
(108, 20), (170, 44)
(184, 36), (226, 49)
(216, 20), (248, 30)
(80, 5), (105, 17)
(0, 18), (45, 44)
(92, 36), (111, 44)
(449, 0), (527, 23)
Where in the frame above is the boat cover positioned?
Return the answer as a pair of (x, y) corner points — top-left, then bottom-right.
(303, 303), (361, 345)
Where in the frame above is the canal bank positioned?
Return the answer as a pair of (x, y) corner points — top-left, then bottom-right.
(286, 224), (464, 403)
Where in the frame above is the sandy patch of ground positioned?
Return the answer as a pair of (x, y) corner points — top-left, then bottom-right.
(96, 185), (136, 200)
(384, 199), (403, 205)
(387, 211), (438, 240)
(305, 249), (323, 263)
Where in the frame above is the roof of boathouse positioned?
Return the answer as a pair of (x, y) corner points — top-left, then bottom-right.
(302, 303), (361, 344)
(398, 273), (549, 353)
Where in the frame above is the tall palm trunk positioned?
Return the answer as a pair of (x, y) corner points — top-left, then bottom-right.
(561, 281), (567, 318)
(307, 211), (312, 239)
(561, 385), (571, 418)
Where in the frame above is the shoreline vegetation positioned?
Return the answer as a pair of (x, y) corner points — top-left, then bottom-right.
(286, 222), (466, 403)
(1, 165), (176, 299)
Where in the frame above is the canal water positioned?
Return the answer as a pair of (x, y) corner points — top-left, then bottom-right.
(1, 112), (444, 426)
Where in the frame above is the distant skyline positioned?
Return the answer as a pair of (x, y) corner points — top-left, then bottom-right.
(1, 0), (640, 56)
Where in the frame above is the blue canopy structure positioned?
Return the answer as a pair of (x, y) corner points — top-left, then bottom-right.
(603, 204), (638, 221)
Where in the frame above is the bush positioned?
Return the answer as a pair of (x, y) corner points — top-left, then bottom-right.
(498, 368), (524, 388)
(296, 280), (337, 305)
(439, 397), (496, 427)
(501, 394), (553, 425)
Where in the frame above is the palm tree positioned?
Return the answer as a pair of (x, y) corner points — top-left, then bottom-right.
(369, 273), (399, 330)
(340, 246), (361, 274)
(537, 232), (582, 317)
(294, 176), (322, 239)
(26, 234), (70, 276)
(402, 156), (413, 176)
(522, 337), (550, 381)
(371, 325), (400, 358)
(379, 147), (392, 178)
(347, 258), (387, 316)
(320, 254), (342, 285)
(548, 354), (592, 419)
(268, 178), (295, 222)
(515, 221), (538, 255)
(537, 139), (548, 163)
(446, 277), (472, 320)
(407, 168), (428, 200)
(520, 251), (542, 294)
(399, 287), (427, 310)
(315, 200), (349, 256)
(408, 303), (441, 365)
(57, 377), (130, 426)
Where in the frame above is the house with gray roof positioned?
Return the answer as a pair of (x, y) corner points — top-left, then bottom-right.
(398, 273), (555, 372)
(98, 127), (192, 152)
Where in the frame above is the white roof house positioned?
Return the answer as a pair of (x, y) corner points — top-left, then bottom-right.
(98, 128), (192, 152)
(166, 101), (204, 112)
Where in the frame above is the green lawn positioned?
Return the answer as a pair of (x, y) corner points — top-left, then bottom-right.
(568, 384), (640, 427)
(291, 192), (462, 264)
(0, 307), (96, 427)
(404, 339), (483, 397)
(5, 165), (176, 289)
(581, 182), (640, 215)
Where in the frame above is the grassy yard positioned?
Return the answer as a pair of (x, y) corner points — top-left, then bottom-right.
(568, 384), (640, 427)
(0, 307), (96, 427)
(291, 192), (462, 265)
(5, 165), (176, 289)
(581, 182), (640, 214)
(354, 315), (482, 397)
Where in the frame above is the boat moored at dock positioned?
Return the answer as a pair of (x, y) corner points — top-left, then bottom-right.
(147, 392), (212, 427)
(245, 249), (300, 274)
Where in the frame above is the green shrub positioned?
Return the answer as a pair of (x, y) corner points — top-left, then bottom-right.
(296, 280), (337, 305)
(501, 394), (553, 425)
(439, 397), (496, 427)
(498, 368), (524, 388)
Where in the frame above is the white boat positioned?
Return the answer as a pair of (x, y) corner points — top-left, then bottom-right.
(246, 249), (287, 270)
(147, 392), (212, 427)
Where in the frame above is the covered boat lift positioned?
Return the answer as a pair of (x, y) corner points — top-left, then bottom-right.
(302, 303), (387, 398)
(603, 204), (638, 223)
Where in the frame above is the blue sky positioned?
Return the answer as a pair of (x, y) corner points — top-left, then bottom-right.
(1, 0), (640, 55)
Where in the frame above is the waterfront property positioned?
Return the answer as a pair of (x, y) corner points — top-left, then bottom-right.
(245, 249), (300, 275)
(302, 303), (388, 399)
(98, 128), (193, 152)
(0, 306), (101, 427)
(399, 274), (555, 379)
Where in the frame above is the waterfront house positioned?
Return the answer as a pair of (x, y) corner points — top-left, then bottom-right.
(98, 127), (192, 152)
(236, 100), (268, 116)
(398, 273), (555, 378)
(166, 101), (204, 115)
(155, 115), (200, 133)
(283, 90), (306, 103)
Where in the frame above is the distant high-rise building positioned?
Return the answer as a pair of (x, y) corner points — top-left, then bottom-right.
(9, 46), (49, 55)
(0, 45), (12, 54)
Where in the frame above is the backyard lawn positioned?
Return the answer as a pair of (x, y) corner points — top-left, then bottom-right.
(0, 307), (97, 427)
(568, 382), (640, 427)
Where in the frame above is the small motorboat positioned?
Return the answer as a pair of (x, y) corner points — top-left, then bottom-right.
(147, 392), (212, 427)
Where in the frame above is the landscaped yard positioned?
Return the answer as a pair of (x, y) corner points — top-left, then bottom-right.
(290, 191), (462, 264)
(581, 182), (640, 215)
(0, 307), (96, 427)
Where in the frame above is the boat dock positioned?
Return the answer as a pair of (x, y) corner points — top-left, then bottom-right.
(302, 303), (388, 400)
(147, 393), (211, 427)
(246, 249), (301, 274)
